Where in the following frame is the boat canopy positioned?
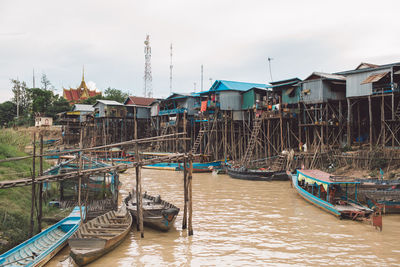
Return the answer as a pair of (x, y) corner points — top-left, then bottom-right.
(297, 170), (360, 191)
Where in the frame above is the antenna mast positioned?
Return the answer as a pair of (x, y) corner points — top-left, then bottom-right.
(32, 69), (35, 88)
(268, 57), (274, 82)
(169, 43), (173, 94)
(143, 35), (153, 97)
(201, 65), (204, 91)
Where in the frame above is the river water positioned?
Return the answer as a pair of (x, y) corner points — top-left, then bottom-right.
(48, 169), (400, 266)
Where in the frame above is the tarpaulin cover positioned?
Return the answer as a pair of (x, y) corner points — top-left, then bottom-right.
(201, 100), (208, 112)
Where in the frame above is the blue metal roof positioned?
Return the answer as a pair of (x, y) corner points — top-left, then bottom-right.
(206, 80), (269, 93)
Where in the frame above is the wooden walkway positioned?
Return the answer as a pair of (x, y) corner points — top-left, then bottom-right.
(0, 152), (194, 189)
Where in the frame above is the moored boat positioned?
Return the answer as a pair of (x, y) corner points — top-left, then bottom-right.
(291, 169), (374, 220)
(0, 206), (83, 267)
(142, 162), (180, 171)
(178, 160), (223, 173)
(68, 205), (132, 266)
(125, 190), (179, 232)
(226, 165), (289, 181)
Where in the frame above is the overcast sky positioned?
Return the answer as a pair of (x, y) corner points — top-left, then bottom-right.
(1, 0), (399, 102)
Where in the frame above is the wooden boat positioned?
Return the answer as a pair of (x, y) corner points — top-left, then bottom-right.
(68, 205), (132, 266)
(0, 207), (83, 267)
(125, 190), (179, 232)
(226, 165), (289, 181)
(362, 186), (400, 214)
(142, 162), (180, 171)
(178, 161), (223, 173)
(291, 169), (374, 220)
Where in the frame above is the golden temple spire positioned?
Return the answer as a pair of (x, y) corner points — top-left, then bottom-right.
(82, 65), (85, 82)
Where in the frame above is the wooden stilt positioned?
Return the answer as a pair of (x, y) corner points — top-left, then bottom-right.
(347, 98), (352, 147)
(29, 133), (36, 237)
(182, 155), (188, 229)
(369, 96), (373, 150)
(38, 133), (43, 232)
(188, 153), (193, 236)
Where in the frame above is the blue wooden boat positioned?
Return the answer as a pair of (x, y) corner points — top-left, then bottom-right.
(143, 161), (223, 172)
(0, 207), (83, 267)
(142, 162), (180, 171)
(291, 169), (374, 220)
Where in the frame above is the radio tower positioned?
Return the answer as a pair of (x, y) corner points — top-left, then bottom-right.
(143, 35), (153, 97)
(169, 43), (173, 94)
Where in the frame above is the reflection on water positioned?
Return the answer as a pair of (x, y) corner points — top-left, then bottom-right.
(47, 169), (400, 266)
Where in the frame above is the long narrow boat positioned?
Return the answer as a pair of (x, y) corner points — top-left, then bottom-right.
(143, 161), (223, 173)
(142, 162), (180, 171)
(226, 165), (289, 181)
(178, 160), (223, 173)
(291, 169), (374, 220)
(0, 207), (83, 267)
(68, 205), (132, 266)
(125, 190), (179, 232)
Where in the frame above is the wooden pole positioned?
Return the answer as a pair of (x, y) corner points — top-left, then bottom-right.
(188, 153), (193, 236)
(38, 133), (43, 232)
(29, 133), (36, 237)
(78, 127), (83, 221)
(347, 98), (351, 147)
(182, 155), (188, 229)
(279, 96), (284, 152)
(135, 140), (144, 237)
(381, 94), (385, 146)
(369, 96), (373, 150)
(135, 165), (144, 237)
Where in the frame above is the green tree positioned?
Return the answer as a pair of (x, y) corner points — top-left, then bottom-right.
(0, 101), (16, 127)
(47, 96), (70, 118)
(104, 87), (128, 103)
(41, 73), (54, 91)
(10, 79), (30, 117)
(29, 88), (53, 114)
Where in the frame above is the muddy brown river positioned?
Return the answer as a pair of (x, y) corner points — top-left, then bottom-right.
(47, 169), (400, 266)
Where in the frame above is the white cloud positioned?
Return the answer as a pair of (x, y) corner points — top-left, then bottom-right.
(0, 0), (400, 102)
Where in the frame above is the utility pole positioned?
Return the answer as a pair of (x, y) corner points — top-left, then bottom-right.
(170, 43), (173, 94)
(194, 82), (197, 92)
(268, 57), (274, 82)
(143, 35), (153, 98)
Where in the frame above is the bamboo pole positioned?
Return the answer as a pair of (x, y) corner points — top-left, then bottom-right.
(29, 133), (36, 237)
(38, 133), (43, 232)
(188, 153), (193, 236)
(369, 96), (373, 150)
(182, 155), (188, 229)
(78, 128), (83, 221)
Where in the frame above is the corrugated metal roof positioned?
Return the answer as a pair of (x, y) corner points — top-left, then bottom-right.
(94, 100), (124, 106)
(124, 96), (156, 106)
(209, 80), (268, 92)
(360, 72), (389, 85)
(336, 62), (400, 75)
(72, 104), (94, 112)
(355, 62), (380, 70)
(270, 78), (301, 86)
(304, 72), (346, 81)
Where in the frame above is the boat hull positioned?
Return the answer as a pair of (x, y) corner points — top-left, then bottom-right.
(125, 192), (179, 232)
(0, 207), (82, 267)
(227, 167), (289, 181)
(69, 208), (132, 266)
(291, 174), (342, 217)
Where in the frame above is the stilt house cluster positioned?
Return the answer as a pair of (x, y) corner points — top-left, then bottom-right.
(59, 61), (400, 168)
